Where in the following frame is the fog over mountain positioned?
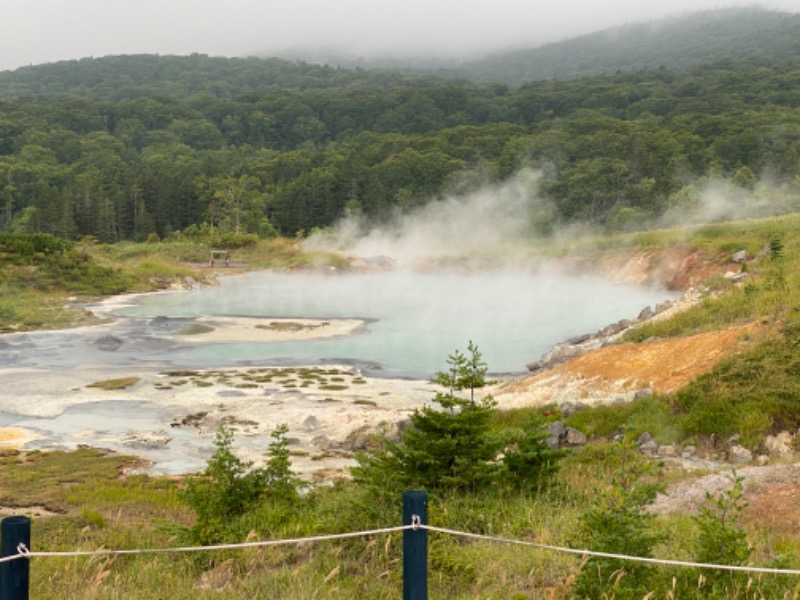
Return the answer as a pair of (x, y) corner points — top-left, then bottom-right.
(2, 0), (798, 73)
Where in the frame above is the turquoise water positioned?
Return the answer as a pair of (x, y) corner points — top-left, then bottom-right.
(114, 270), (674, 378)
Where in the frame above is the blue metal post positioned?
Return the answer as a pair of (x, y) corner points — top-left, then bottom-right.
(1, 516), (30, 600)
(403, 490), (428, 600)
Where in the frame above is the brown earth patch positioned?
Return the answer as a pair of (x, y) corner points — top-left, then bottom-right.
(500, 323), (763, 404)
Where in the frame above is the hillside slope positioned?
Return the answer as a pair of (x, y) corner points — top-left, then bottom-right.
(452, 6), (800, 84)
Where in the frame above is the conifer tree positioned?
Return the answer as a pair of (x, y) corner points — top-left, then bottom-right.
(355, 341), (502, 493)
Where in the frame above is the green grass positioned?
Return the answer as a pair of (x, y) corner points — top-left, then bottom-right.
(8, 219), (800, 595)
(0, 437), (796, 598)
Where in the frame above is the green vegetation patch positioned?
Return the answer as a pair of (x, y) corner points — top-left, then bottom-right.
(86, 377), (141, 391)
(174, 323), (215, 336)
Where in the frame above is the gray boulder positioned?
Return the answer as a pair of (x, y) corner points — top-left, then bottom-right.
(639, 440), (658, 455)
(728, 444), (753, 464)
(732, 250), (748, 263)
(638, 306), (655, 320)
(564, 427), (587, 446)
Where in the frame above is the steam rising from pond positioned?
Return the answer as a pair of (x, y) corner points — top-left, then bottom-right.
(304, 168), (556, 268)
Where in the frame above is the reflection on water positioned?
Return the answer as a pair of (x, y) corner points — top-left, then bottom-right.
(113, 270), (675, 377)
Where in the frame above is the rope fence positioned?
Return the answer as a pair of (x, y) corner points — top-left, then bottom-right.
(2, 490), (800, 599)
(2, 523), (799, 576)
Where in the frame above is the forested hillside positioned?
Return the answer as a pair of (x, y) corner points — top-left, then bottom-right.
(452, 6), (800, 84)
(1, 17), (799, 243)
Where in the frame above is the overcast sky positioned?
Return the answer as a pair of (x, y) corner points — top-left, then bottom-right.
(2, 0), (798, 72)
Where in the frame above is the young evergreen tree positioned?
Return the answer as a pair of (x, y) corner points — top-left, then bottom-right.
(177, 423), (303, 545)
(502, 414), (567, 492)
(179, 424), (265, 544)
(354, 342), (502, 493)
(691, 471), (752, 596)
(262, 423), (306, 503)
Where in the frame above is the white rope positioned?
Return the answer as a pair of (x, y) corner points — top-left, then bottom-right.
(10, 525), (412, 560)
(420, 524), (800, 576)
(5, 519), (800, 577)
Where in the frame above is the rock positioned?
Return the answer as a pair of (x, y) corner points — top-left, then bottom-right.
(724, 271), (747, 282)
(93, 335), (124, 351)
(658, 444), (677, 457)
(545, 421), (566, 449)
(525, 360), (543, 372)
(302, 416), (320, 431)
(765, 431), (794, 456)
(566, 333), (592, 345)
(639, 440), (658, 455)
(728, 444), (753, 464)
(638, 306), (655, 320)
(311, 435), (333, 449)
(547, 421), (566, 439)
(564, 427), (587, 446)
(757, 454), (769, 466)
(559, 402), (583, 417)
(681, 445), (696, 458)
(545, 345), (583, 365)
(599, 320), (632, 337)
(732, 250), (748, 263)
(654, 300), (673, 314)
(637, 432), (653, 445)
(634, 389), (653, 401)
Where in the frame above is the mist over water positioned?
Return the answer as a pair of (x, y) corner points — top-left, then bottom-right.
(118, 270), (673, 377)
(112, 170), (672, 378)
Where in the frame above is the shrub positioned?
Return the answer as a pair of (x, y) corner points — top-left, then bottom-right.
(176, 423), (303, 545)
(573, 443), (666, 599)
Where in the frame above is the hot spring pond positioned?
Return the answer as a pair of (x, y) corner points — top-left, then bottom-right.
(106, 270), (675, 378)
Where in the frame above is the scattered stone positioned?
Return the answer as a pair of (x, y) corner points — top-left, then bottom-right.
(638, 306), (655, 320)
(639, 440), (658, 455)
(120, 431), (171, 450)
(681, 446), (696, 458)
(654, 300), (673, 314)
(566, 333), (592, 345)
(545, 420), (566, 449)
(559, 402), (583, 417)
(302, 416), (320, 431)
(547, 421), (566, 439)
(634, 389), (653, 401)
(658, 444), (677, 457)
(599, 320), (628, 337)
(728, 445), (753, 464)
(311, 435), (333, 449)
(732, 250), (748, 263)
(637, 432), (653, 445)
(765, 431), (794, 457)
(93, 335), (124, 351)
(525, 360), (542, 372)
(564, 427), (587, 446)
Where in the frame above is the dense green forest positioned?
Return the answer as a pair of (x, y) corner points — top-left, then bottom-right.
(1, 9), (799, 243)
(452, 6), (800, 84)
